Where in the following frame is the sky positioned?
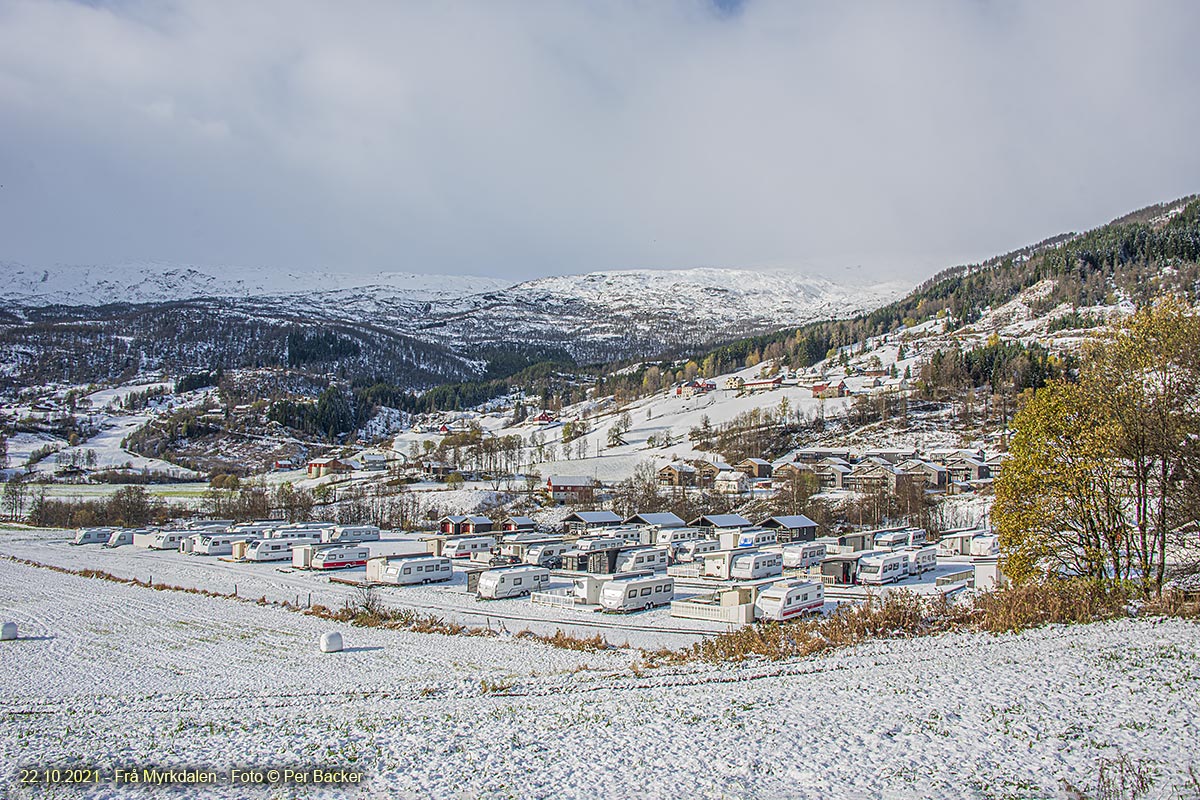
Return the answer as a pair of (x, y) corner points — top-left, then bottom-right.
(0, 0), (1198, 285)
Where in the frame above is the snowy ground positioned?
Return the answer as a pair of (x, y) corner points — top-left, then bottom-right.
(2, 556), (1198, 800)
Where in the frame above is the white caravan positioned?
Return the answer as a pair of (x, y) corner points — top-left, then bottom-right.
(369, 555), (453, 586)
(729, 551), (784, 581)
(72, 527), (115, 545)
(477, 565), (550, 599)
(970, 534), (1000, 557)
(857, 552), (910, 585)
(782, 542), (827, 570)
(599, 574), (675, 612)
(904, 545), (938, 576)
(324, 525), (382, 543)
(736, 528), (779, 549)
(523, 542), (571, 568)
(309, 545), (371, 570)
(192, 532), (260, 556)
(573, 537), (626, 552)
(655, 527), (700, 547)
(674, 539), (720, 563)
(243, 537), (319, 562)
(613, 546), (670, 574)
(103, 529), (135, 548)
(754, 581), (825, 621)
(443, 536), (496, 559)
(874, 528), (928, 549)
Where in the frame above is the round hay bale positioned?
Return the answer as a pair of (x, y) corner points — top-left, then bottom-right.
(320, 631), (343, 653)
(0, 622), (16, 641)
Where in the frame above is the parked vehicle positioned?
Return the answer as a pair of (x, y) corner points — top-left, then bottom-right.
(524, 541), (570, 568)
(729, 551), (784, 580)
(874, 528), (928, 549)
(599, 574), (675, 612)
(443, 536), (496, 559)
(324, 525), (381, 543)
(103, 529), (135, 548)
(477, 565), (550, 599)
(132, 529), (184, 549)
(192, 532), (260, 556)
(674, 538), (720, 563)
(970, 534), (1000, 557)
(857, 551), (909, 585)
(654, 527), (700, 547)
(243, 537), (319, 562)
(572, 537), (626, 552)
(310, 545), (371, 570)
(71, 527), (115, 545)
(754, 581), (825, 620)
(782, 542), (827, 570)
(904, 545), (938, 575)
(613, 546), (670, 573)
(736, 528), (779, 549)
(367, 555), (453, 585)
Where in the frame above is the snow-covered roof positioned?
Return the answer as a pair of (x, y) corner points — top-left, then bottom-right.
(548, 475), (595, 487)
(564, 511), (622, 525)
(625, 512), (686, 527)
(760, 515), (818, 530)
(689, 514), (752, 528)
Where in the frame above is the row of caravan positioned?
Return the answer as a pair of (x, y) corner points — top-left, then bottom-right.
(856, 545), (938, 585)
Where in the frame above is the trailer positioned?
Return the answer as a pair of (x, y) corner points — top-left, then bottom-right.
(734, 528), (779, 549)
(71, 527), (115, 545)
(674, 538), (720, 563)
(970, 534), (1000, 557)
(782, 541), (827, 570)
(857, 551), (910, 585)
(324, 525), (382, 543)
(754, 580), (825, 621)
(366, 555), (453, 585)
(729, 551), (783, 581)
(442, 536), (497, 559)
(477, 565), (550, 600)
(243, 537), (320, 562)
(873, 528), (928, 549)
(654, 527), (701, 547)
(523, 541), (571, 568)
(143, 529), (188, 550)
(192, 532), (260, 556)
(309, 545), (371, 570)
(904, 544), (938, 575)
(103, 529), (135, 548)
(613, 546), (670, 573)
(599, 574), (675, 613)
(573, 536), (627, 552)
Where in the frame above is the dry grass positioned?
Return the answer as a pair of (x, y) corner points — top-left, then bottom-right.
(516, 629), (612, 652)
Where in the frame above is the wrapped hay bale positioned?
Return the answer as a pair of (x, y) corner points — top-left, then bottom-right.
(320, 631), (343, 653)
(0, 622), (16, 641)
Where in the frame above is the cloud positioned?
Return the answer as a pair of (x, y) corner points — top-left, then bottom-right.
(0, 0), (1197, 283)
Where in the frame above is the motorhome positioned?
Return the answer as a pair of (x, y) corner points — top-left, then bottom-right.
(367, 555), (453, 586)
(103, 529), (135, 548)
(192, 532), (260, 556)
(655, 527), (701, 547)
(324, 525), (382, 543)
(243, 537), (319, 562)
(857, 551), (910, 585)
(523, 541), (571, 568)
(754, 581), (825, 621)
(309, 545), (371, 570)
(71, 527), (115, 545)
(477, 565), (550, 599)
(674, 538), (721, 563)
(782, 542), (827, 570)
(443, 536), (496, 559)
(599, 574), (675, 612)
(904, 545), (938, 576)
(613, 546), (670, 574)
(729, 551), (784, 581)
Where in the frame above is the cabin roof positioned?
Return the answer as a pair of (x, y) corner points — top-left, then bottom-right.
(624, 512), (686, 527)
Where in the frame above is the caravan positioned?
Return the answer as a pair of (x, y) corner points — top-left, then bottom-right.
(599, 574), (674, 612)
(523, 541), (570, 568)
(736, 528), (778, 549)
(873, 528), (928, 549)
(324, 525), (382, 543)
(103, 529), (135, 548)
(613, 546), (670, 573)
(443, 536), (496, 559)
(904, 545), (938, 576)
(71, 527), (115, 545)
(310, 545), (371, 570)
(243, 537), (318, 562)
(654, 527), (700, 547)
(782, 542), (827, 570)
(729, 551), (784, 580)
(674, 538), (720, 563)
(192, 532), (260, 556)
(368, 555), (453, 586)
(754, 581), (825, 621)
(477, 565), (550, 599)
(858, 551), (909, 585)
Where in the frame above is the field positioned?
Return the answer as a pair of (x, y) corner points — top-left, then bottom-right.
(2, 541), (1199, 798)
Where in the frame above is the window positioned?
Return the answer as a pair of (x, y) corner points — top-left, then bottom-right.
(514, 578), (522, 585)
(415, 565), (423, 572)
(403, 568), (411, 575)
(640, 587), (652, 597)
(627, 590), (637, 599)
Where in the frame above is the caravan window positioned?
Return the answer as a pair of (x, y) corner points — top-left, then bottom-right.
(514, 577), (523, 585)
(415, 565), (423, 572)
(403, 567), (411, 575)
(627, 590), (637, 598)
(640, 587), (652, 597)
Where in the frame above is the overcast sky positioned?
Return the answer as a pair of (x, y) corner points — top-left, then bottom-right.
(1, 0), (1198, 284)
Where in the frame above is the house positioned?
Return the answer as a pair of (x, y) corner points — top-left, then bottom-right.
(547, 475), (596, 504)
(793, 447), (851, 464)
(624, 512), (686, 528)
(500, 516), (537, 533)
(658, 461), (698, 487)
(771, 463), (810, 483)
(811, 380), (848, 398)
(801, 460), (851, 491)
(945, 456), (991, 483)
(360, 453), (388, 471)
(742, 376), (783, 393)
(677, 379), (716, 398)
(735, 458), (774, 480)
(689, 513), (753, 530)
(724, 376), (745, 391)
(421, 461), (456, 480)
(530, 410), (557, 424)
(897, 459), (948, 490)
(439, 515), (494, 536)
(757, 515), (819, 543)
(562, 510), (622, 536)
(984, 452), (1006, 477)
(861, 448), (919, 465)
(929, 448), (985, 465)
(844, 460), (914, 494)
(714, 471), (750, 495)
(306, 458), (350, 479)
(272, 459), (295, 471)
(692, 460), (731, 488)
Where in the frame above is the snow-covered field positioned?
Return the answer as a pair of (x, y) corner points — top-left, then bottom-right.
(2, 555), (1198, 800)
